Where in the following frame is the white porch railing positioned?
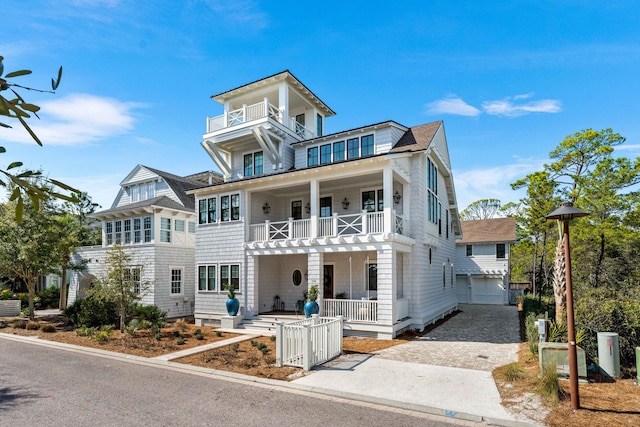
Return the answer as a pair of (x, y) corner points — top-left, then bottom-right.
(206, 99), (314, 138)
(323, 299), (378, 323)
(275, 315), (343, 370)
(249, 211), (405, 242)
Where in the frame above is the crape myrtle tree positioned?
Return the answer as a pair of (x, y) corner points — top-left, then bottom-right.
(0, 55), (79, 222)
(89, 244), (151, 332)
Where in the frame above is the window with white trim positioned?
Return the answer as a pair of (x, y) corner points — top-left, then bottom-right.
(124, 219), (131, 244)
(221, 264), (240, 292)
(497, 243), (506, 259)
(105, 222), (113, 245)
(198, 195), (240, 224)
(366, 262), (377, 291)
(198, 265), (217, 291)
(114, 220), (122, 244)
(466, 244), (473, 256)
(160, 218), (171, 243)
(170, 268), (182, 294)
(124, 267), (141, 294)
(450, 264), (455, 287)
(188, 221), (195, 233)
(243, 151), (263, 177)
(307, 147), (319, 167)
(427, 158), (439, 224)
(442, 263), (446, 287)
(134, 218), (141, 243)
(143, 217), (152, 242)
(362, 189), (384, 212)
(175, 219), (185, 232)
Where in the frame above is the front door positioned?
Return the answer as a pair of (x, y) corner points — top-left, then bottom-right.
(323, 265), (334, 299)
(291, 200), (302, 220)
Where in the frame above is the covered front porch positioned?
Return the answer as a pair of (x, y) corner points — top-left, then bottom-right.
(246, 247), (411, 338)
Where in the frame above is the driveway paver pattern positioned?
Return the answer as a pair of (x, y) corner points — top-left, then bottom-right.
(376, 304), (521, 371)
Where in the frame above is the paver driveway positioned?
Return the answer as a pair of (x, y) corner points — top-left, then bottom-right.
(376, 304), (521, 371)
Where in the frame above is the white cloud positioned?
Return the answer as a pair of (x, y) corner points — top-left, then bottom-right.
(425, 95), (481, 117)
(425, 93), (561, 118)
(615, 144), (640, 152)
(453, 157), (544, 211)
(2, 93), (142, 146)
(482, 97), (561, 117)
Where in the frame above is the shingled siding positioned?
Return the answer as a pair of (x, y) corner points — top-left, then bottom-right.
(194, 222), (245, 318)
(405, 151), (458, 329)
(153, 246), (195, 319)
(456, 243), (510, 273)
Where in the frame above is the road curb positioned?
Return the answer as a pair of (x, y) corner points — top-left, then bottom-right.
(0, 332), (538, 427)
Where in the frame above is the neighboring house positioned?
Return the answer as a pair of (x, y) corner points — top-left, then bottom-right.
(455, 217), (517, 305)
(68, 165), (222, 319)
(190, 70), (462, 339)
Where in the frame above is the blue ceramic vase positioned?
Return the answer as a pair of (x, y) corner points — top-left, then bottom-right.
(303, 300), (319, 318)
(226, 297), (240, 316)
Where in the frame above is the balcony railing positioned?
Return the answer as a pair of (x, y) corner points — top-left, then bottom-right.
(323, 299), (378, 323)
(206, 99), (314, 138)
(249, 211), (402, 243)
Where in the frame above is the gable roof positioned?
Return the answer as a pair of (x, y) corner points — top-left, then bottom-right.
(141, 166), (208, 210)
(390, 121), (443, 153)
(456, 217), (517, 244)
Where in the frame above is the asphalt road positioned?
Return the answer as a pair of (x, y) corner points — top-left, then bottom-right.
(0, 337), (467, 427)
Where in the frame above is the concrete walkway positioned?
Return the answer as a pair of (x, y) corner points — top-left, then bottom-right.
(292, 304), (536, 426)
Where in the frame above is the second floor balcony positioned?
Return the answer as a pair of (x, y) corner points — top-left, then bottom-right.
(248, 210), (407, 244)
(206, 99), (315, 139)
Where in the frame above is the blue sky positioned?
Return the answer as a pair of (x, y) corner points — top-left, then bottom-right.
(3, 1), (639, 211)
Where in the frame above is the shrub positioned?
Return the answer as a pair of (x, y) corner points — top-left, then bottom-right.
(174, 319), (188, 332)
(64, 297), (119, 328)
(231, 343), (239, 353)
(130, 304), (167, 331)
(269, 335), (276, 342)
(525, 313), (541, 355)
(94, 330), (111, 343)
(502, 363), (524, 382)
(215, 330), (222, 337)
(40, 324), (56, 333)
(76, 326), (96, 337)
(26, 321), (40, 330)
(538, 363), (565, 403)
(10, 320), (27, 329)
(36, 287), (60, 309)
(0, 320), (6, 328)
(176, 336), (185, 345)
(193, 329), (204, 340)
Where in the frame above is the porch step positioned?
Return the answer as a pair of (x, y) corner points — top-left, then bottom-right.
(238, 315), (299, 335)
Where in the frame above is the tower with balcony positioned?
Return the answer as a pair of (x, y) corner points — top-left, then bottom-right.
(202, 70), (335, 181)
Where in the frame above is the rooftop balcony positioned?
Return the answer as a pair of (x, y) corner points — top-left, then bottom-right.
(206, 99), (315, 139)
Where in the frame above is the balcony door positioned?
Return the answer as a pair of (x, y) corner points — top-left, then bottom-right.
(323, 264), (334, 299)
(295, 114), (305, 137)
(291, 200), (302, 220)
(320, 196), (332, 217)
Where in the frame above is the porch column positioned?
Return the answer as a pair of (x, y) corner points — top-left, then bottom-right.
(403, 182), (410, 235)
(308, 252), (323, 315)
(310, 179), (319, 238)
(377, 247), (395, 325)
(278, 83), (288, 126)
(245, 254), (258, 316)
(383, 167), (394, 234)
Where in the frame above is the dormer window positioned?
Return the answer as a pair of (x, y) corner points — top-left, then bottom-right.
(130, 182), (156, 203)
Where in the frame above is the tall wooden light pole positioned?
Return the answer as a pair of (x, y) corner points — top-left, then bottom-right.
(546, 201), (588, 410)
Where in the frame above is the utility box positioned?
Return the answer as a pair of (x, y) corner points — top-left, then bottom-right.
(597, 332), (620, 379)
(539, 342), (587, 379)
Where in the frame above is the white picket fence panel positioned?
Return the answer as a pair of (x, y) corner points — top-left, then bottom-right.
(275, 315), (343, 370)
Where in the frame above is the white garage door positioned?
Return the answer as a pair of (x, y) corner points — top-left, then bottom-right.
(471, 278), (504, 305)
(456, 275), (470, 303)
